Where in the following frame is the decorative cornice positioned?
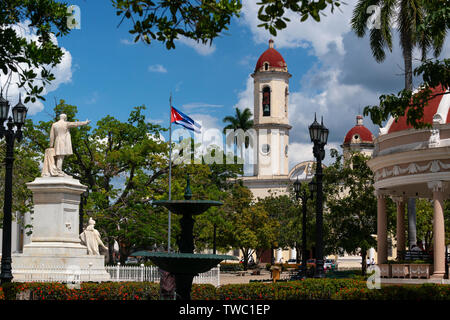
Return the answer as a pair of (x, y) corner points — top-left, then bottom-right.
(374, 159), (450, 182)
(368, 147), (450, 172)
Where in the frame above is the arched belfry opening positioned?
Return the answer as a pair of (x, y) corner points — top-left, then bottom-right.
(262, 86), (270, 116)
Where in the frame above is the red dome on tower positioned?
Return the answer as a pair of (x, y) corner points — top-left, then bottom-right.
(387, 86), (450, 134)
(254, 40), (287, 73)
(343, 115), (374, 145)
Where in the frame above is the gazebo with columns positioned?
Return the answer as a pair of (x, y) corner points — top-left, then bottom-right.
(367, 86), (450, 279)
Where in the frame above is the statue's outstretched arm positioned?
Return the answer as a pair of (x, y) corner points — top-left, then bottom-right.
(67, 119), (91, 128)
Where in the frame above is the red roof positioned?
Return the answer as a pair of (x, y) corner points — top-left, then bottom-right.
(388, 86), (450, 134)
(344, 125), (374, 144)
(344, 116), (374, 144)
(255, 41), (287, 72)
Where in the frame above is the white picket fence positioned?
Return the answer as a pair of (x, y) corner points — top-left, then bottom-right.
(12, 265), (103, 283)
(105, 264), (221, 287)
(9, 264), (221, 286)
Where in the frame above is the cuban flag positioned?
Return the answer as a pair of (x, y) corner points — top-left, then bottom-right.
(170, 106), (202, 133)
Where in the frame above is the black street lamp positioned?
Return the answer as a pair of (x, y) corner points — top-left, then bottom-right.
(293, 177), (316, 278)
(0, 94), (28, 284)
(309, 114), (328, 278)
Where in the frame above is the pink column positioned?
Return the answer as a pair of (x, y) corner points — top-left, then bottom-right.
(395, 198), (406, 256)
(377, 192), (387, 264)
(428, 181), (445, 279)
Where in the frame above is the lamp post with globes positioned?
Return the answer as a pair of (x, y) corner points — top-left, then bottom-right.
(293, 177), (316, 278)
(308, 114), (328, 278)
(0, 94), (28, 284)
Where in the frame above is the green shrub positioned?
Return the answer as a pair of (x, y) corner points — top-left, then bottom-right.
(14, 282), (160, 300)
(217, 283), (277, 300)
(191, 284), (217, 300)
(332, 283), (450, 300)
(1, 282), (21, 300)
(217, 279), (367, 300)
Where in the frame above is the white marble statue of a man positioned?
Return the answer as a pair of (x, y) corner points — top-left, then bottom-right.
(49, 114), (90, 172)
(79, 218), (108, 255)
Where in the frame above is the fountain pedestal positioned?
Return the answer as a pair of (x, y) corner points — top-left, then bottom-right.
(143, 177), (237, 300)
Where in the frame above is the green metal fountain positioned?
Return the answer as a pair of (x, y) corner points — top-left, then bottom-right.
(142, 175), (237, 300)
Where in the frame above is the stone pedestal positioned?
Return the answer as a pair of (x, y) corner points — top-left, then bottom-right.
(12, 176), (110, 282)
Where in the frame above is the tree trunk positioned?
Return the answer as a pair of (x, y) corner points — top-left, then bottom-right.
(119, 242), (130, 265)
(108, 239), (115, 264)
(241, 248), (249, 271)
(402, 26), (413, 91)
(361, 249), (367, 276)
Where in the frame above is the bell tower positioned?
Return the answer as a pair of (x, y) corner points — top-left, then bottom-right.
(252, 40), (292, 177)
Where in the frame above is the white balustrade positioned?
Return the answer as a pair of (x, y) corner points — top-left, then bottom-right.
(9, 264), (220, 286)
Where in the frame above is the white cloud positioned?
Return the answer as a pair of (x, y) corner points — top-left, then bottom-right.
(189, 113), (221, 132)
(240, 0), (355, 56)
(148, 64), (168, 73)
(288, 141), (341, 169)
(233, 76), (254, 113)
(177, 36), (216, 56)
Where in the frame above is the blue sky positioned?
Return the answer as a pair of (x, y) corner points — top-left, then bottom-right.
(39, 0), (315, 125)
(9, 0), (450, 168)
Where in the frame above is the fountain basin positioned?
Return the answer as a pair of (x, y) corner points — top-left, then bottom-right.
(132, 251), (237, 274)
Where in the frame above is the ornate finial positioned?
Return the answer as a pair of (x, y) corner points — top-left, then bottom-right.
(269, 39), (274, 48)
(184, 174), (192, 200)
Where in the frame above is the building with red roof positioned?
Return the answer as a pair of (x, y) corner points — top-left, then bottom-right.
(368, 86), (450, 280)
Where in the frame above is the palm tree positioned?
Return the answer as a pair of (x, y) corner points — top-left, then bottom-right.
(351, 0), (447, 91)
(223, 107), (253, 133)
(222, 107), (254, 148)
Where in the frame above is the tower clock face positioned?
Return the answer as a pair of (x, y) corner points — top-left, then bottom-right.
(261, 144), (270, 155)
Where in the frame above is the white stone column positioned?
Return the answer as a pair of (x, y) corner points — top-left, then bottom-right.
(377, 192), (388, 264)
(428, 181), (446, 279)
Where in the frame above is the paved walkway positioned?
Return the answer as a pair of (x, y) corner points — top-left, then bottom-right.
(220, 270), (292, 285)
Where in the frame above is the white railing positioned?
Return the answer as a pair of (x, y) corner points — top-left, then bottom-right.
(12, 264), (105, 283)
(105, 264), (220, 287)
(10, 264), (221, 286)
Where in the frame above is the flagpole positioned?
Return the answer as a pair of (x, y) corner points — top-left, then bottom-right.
(168, 94), (173, 253)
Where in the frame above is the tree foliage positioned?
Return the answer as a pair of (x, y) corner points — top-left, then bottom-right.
(113, 0), (242, 49)
(0, 0), (71, 103)
(219, 182), (279, 270)
(257, 0), (343, 36)
(324, 150), (378, 274)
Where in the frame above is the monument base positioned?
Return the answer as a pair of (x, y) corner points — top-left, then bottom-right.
(12, 253), (110, 282)
(10, 175), (111, 283)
